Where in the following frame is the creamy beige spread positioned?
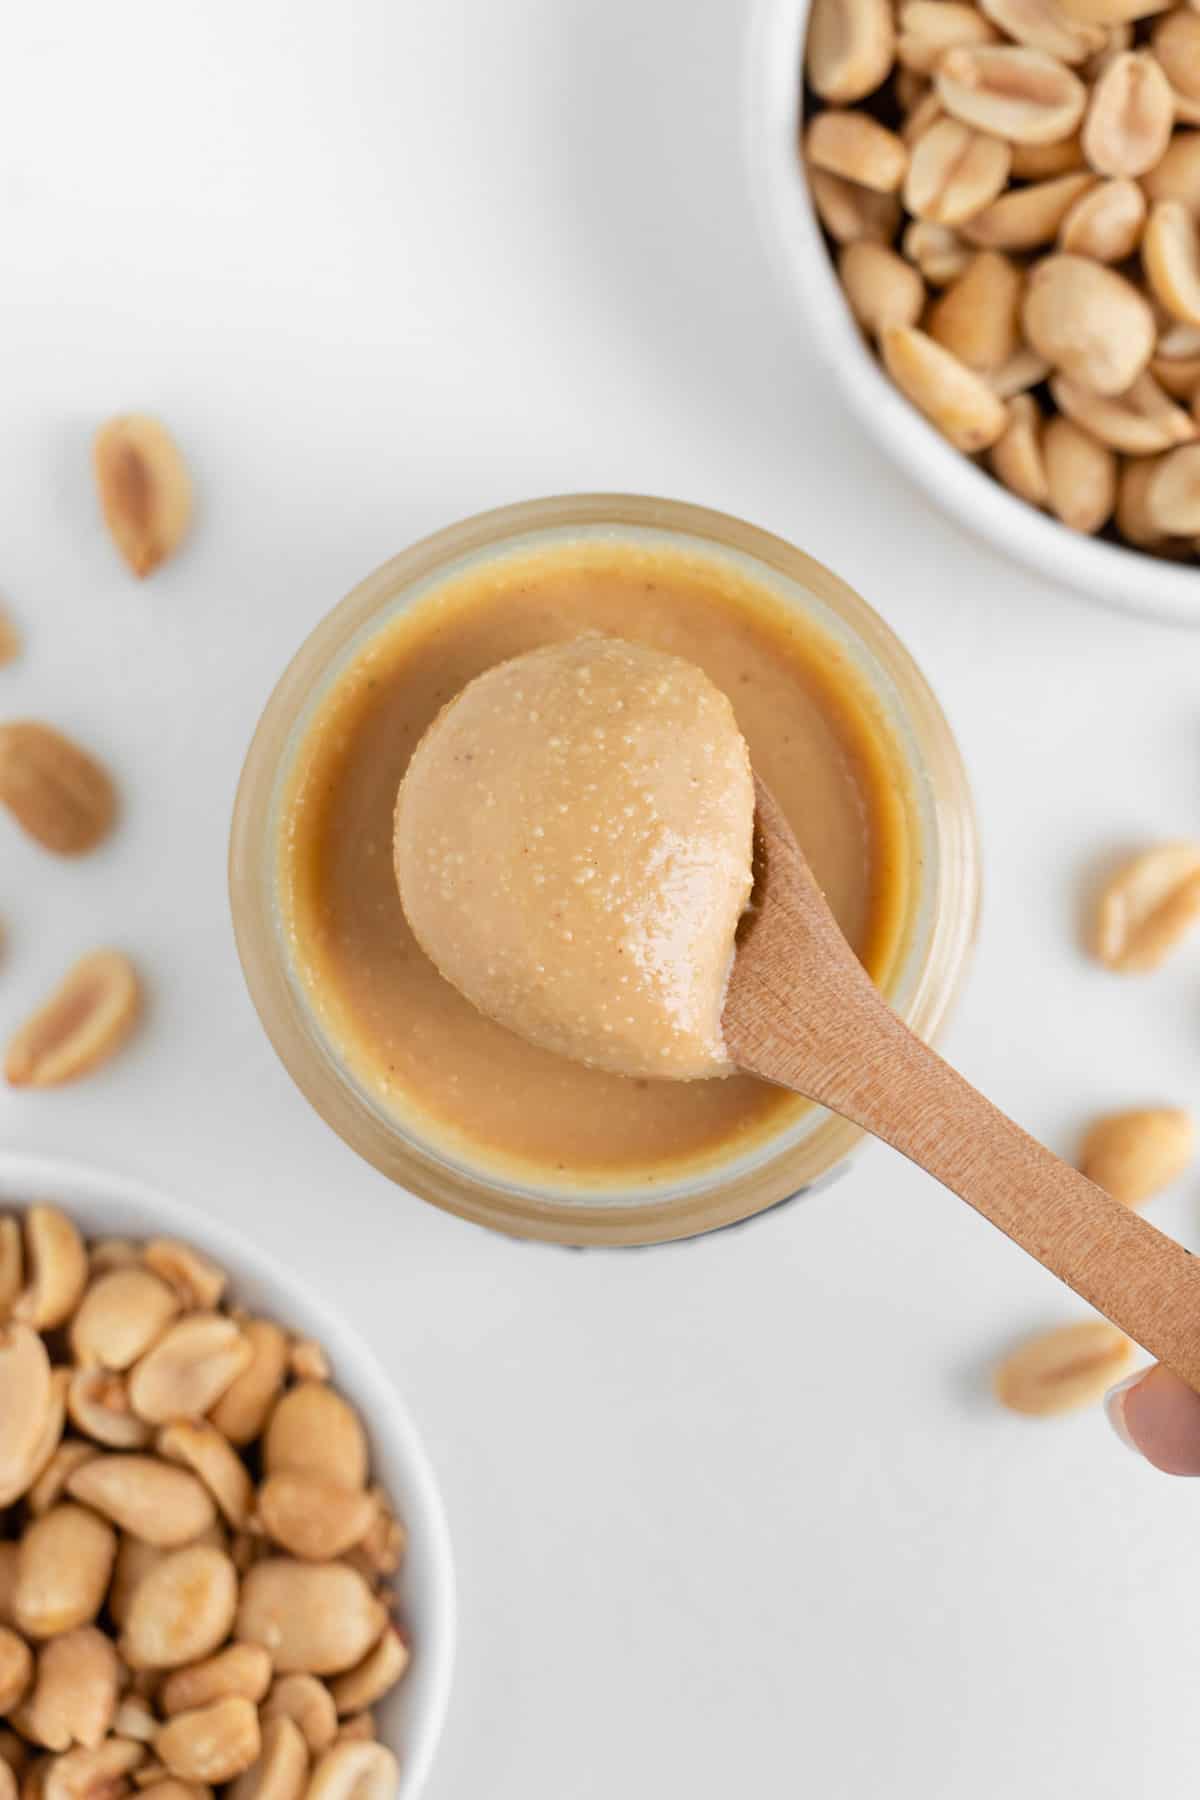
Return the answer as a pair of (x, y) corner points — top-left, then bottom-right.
(394, 637), (755, 1079)
(280, 539), (911, 1188)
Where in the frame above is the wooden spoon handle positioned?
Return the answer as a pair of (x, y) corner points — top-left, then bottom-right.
(817, 1005), (1200, 1386)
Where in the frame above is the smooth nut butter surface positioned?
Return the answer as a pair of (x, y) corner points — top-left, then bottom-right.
(395, 637), (755, 1080)
(280, 539), (913, 1190)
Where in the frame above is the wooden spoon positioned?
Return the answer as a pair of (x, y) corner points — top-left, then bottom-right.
(723, 779), (1200, 1388)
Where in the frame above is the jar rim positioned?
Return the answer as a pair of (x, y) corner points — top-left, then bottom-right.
(229, 494), (981, 1245)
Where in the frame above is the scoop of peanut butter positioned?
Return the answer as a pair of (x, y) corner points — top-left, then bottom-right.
(393, 636), (755, 1079)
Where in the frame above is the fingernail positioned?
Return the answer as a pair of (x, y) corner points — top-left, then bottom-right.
(1104, 1368), (1148, 1454)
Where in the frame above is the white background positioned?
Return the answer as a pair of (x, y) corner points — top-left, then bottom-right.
(2, 3), (1199, 1795)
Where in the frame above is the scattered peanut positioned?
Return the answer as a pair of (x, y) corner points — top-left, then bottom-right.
(1079, 1106), (1195, 1203)
(1093, 841), (1200, 969)
(0, 727), (116, 858)
(64, 1459), (215, 1551)
(92, 417), (193, 581)
(4, 955), (140, 1090)
(235, 1563), (386, 1676)
(993, 1318), (1135, 1415)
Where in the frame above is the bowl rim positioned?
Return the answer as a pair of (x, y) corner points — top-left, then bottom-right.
(0, 1149), (456, 1800)
(744, 0), (1200, 627)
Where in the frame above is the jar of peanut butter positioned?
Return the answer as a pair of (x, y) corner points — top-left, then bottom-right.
(230, 495), (980, 1246)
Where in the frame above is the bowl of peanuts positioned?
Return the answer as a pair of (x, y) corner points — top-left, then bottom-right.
(0, 1153), (455, 1800)
(748, 0), (1200, 621)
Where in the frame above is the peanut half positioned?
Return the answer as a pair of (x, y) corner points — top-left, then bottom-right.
(63, 1458), (216, 1550)
(1079, 1106), (1195, 1206)
(989, 393), (1050, 503)
(936, 44), (1088, 142)
(1022, 253), (1155, 392)
(1042, 414), (1118, 529)
(1093, 841), (1200, 969)
(806, 112), (908, 193)
(992, 1318), (1135, 1415)
(259, 1680), (338, 1758)
(903, 118), (1011, 224)
(93, 416), (193, 581)
(4, 954), (141, 1090)
(1082, 50), (1174, 175)
(806, 0), (895, 101)
(881, 325), (1009, 448)
(305, 1743), (398, 1800)
(235, 1562), (386, 1677)
(226, 1717), (308, 1800)
(263, 1385), (368, 1491)
(1058, 176), (1146, 260)
(127, 1317), (251, 1425)
(155, 1697), (260, 1786)
(0, 726), (115, 858)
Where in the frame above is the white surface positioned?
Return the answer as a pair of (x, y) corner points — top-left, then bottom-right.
(0, 1155), (454, 1800)
(749, 0), (1200, 626)
(1, 3), (1198, 1795)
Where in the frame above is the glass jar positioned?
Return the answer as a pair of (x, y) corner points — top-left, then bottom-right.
(230, 495), (980, 1246)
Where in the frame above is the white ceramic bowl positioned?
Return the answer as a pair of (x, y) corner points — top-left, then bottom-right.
(0, 1152), (455, 1800)
(746, 0), (1200, 626)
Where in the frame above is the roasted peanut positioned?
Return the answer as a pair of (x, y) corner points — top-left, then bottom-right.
(903, 118), (1010, 223)
(127, 1318), (250, 1426)
(1042, 414), (1118, 528)
(155, 1425), (252, 1533)
(1059, 175), (1146, 259)
(806, 0), (895, 101)
(69, 1272), (178, 1373)
(285, 1341), (330, 1384)
(139, 1246), (225, 1316)
(28, 1443), (97, 1520)
(962, 170), (1096, 248)
(354, 1491), (406, 1581)
(1144, 200), (1200, 325)
(807, 112), (908, 192)
(928, 251), (1023, 370)
(1093, 841), (1200, 969)
(1079, 1106), (1194, 1205)
(41, 1737), (143, 1800)
(12, 1510), (115, 1642)
(208, 1324), (288, 1450)
(154, 1698), (260, 1786)
(1023, 253), (1155, 391)
(327, 1630), (409, 1718)
(159, 1647), (272, 1720)
(808, 166), (902, 244)
(0, 727), (116, 858)
(226, 1719), (307, 1800)
(1153, 9), (1200, 109)
(881, 326), (1009, 448)
(19, 1630), (119, 1751)
(1010, 132), (1086, 176)
(65, 1375), (150, 1454)
(898, 0), (997, 72)
(255, 1477), (377, 1565)
(989, 395), (1050, 505)
(4, 955), (140, 1090)
(1143, 128), (1200, 212)
(259, 1680), (338, 1757)
(304, 1743), (398, 1800)
(93, 416), (192, 581)
(980, 0), (1105, 59)
(16, 1213), (88, 1335)
(64, 1459), (215, 1551)
(0, 1328), (54, 1507)
(0, 1630), (33, 1716)
(119, 1548), (238, 1672)
(1145, 438), (1200, 526)
(986, 345), (1054, 395)
(0, 1225), (23, 1325)
(111, 1699), (158, 1746)
(993, 1319), (1135, 1416)
(263, 1386), (368, 1491)
(937, 44), (1088, 142)
(900, 218), (972, 281)
(1051, 368), (1196, 449)
(1083, 50), (1174, 175)
(235, 1563), (386, 1677)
